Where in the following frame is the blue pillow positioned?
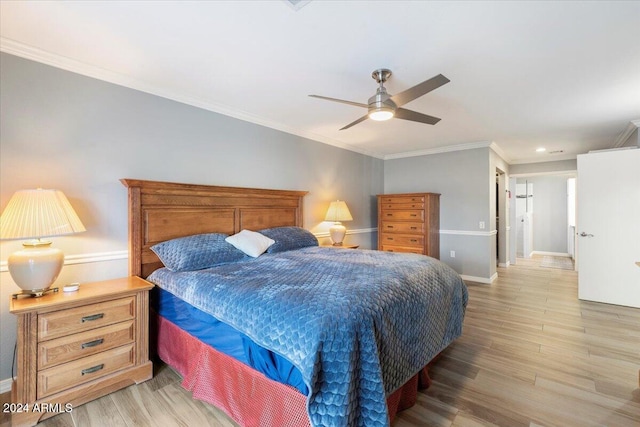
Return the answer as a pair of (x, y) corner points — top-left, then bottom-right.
(259, 226), (319, 253)
(150, 233), (248, 272)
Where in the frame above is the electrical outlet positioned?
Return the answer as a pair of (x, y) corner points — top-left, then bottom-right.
(479, 221), (485, 229)
(450, 250), (456, 258)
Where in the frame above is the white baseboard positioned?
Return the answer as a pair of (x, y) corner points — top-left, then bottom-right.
(460, 272), (497, 284)
(530, 251), (571, 258)
(498, 261), (510, 267)
(0, 377), (12, 394)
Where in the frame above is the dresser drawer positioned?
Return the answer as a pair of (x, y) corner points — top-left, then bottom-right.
(380, 245), (425, 255)
(380, 233), (424, 247)
(38, 297), (135, 341)
(380, 221), (424, 234)
(380, 202), (425, 210)
(380, 210), (424, 222)
(379, 196), (425, 204)
(37, 344), (135, 399)
(38, 321), (135, 370)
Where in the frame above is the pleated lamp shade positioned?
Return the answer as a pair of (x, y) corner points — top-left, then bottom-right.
(1, 189), (86, 296)
(1, 189), (86, 239)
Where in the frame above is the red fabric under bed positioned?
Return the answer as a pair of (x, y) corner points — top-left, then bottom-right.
(156, 315), (433, 426)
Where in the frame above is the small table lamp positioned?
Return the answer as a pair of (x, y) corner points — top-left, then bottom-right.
(324, 200), (353, 246)
(1, 189), (86, 297)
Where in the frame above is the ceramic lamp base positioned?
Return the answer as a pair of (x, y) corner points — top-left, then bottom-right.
(8, 241), (64, 297)
(329, 223), (347, 246)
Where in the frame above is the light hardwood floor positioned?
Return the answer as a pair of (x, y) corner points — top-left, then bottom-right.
(2, 257), (639, 426)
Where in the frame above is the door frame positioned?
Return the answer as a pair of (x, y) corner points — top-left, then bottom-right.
(508, 171), (577, 265)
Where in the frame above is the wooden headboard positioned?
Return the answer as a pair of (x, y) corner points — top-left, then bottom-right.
(121, 179), (307, 278)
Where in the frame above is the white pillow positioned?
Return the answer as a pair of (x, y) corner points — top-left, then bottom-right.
(225, 229), (275, 258)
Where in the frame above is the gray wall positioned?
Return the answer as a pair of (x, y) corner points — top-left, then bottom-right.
(0, 53), (383, 384)
(385, 147), (501, 281)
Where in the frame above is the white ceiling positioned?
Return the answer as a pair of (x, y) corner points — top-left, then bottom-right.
(1, 1), (639, 163)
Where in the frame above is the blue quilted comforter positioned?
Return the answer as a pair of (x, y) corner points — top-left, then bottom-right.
(148, 247), (468, 427)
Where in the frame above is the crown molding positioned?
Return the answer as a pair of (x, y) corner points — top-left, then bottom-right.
(384, 140), (513, 163)
(611, 119), (640, 148)
(0, 38), (384, 160)
(507, 152), (578, 165)
(488, 142), (511, 163)
(383, 141), (498, 160)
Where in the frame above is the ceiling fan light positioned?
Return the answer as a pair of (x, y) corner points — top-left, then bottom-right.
(369, 108), (395, 121)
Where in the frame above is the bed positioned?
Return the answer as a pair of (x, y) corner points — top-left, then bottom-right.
(122, 179), (468, 427)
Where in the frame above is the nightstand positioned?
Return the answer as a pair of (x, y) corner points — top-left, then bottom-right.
(321, 244), (360, 249)
(9, 276), (154, 427)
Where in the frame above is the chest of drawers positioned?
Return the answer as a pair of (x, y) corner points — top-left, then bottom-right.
(9, 276), (153, 427)
(377, 193), (440, 258)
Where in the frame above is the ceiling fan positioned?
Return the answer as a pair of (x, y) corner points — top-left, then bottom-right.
(309, 69), (449, 130)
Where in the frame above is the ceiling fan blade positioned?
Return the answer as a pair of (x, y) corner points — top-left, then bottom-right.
(309, 95), (367, 108)
(390, 74), (450, 107)
(394, 108), (441, 125)
(340, 114), (369, 130)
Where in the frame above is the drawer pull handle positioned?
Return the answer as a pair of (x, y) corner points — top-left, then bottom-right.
(82, 313), (104, 323)
(386, 213), (393, 216)
(410, 214), (417, 217)
(81, 364), (104, 376)
(411, 227), (417, 230)
(387, 237), (394, 240)
(411, 239), (418, 242)
(386, 225), (394, 229)
(81, 338), (104, 349)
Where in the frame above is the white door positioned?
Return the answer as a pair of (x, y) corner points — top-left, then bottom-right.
(577, 149), (640, 308)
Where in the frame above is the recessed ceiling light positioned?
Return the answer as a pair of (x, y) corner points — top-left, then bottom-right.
(536, 147), (546, 152)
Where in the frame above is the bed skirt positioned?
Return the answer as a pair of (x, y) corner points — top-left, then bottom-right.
(155, 314), (435, 426)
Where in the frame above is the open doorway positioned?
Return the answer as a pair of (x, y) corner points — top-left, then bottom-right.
(496, 168), (508, 267)
(508, 172), (576, 266)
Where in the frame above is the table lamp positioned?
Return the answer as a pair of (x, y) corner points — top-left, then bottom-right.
(324, 200), (353, 246)
(1, 189), (86, 297)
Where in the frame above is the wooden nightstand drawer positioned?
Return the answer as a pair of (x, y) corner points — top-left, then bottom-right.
(380, 233), (424, 247)
(380, 221), (424, 234)
(37, 344), (135, 399)
(380, 245), (425, 255)
(38, 320), (135, 369)
(380, 210), (424, 221)
(38, 296), (135, 341)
